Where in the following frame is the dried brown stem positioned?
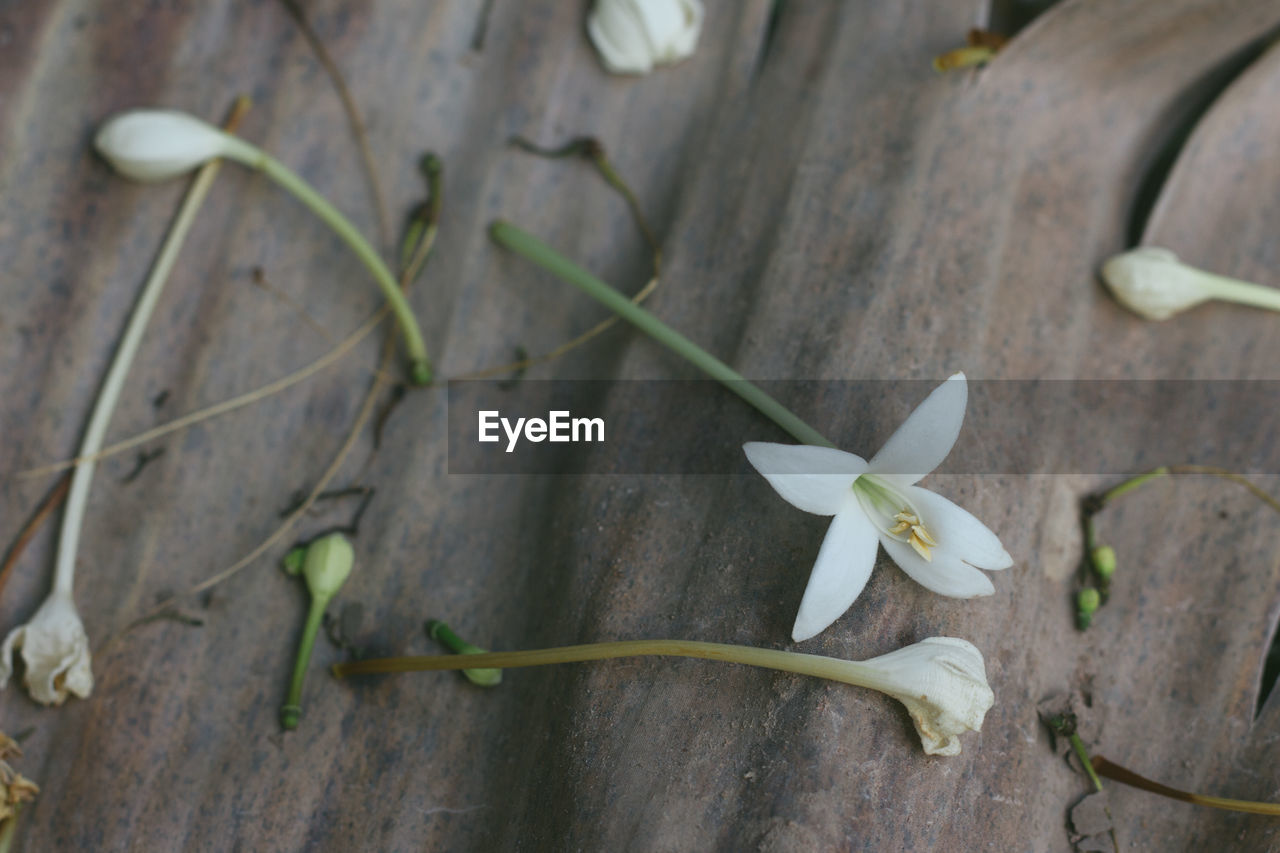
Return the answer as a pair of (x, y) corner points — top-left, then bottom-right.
(279, 0), (391, 250)
(0, 474), (71, 601)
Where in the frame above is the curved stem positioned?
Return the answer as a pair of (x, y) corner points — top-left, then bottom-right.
(219, 137), (431, 384)
(1167, 465), (1280, 515)
(332, 639), (872, 687)
(53, 102), (250, 596)
(488, 221), (832, 448)
(1099, 467), (1168, 506)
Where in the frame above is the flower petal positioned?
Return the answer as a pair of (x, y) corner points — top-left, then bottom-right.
(867, 373), (967, 486)
(792, 507), (880, 642)
(907, 486), (1012, 570)
(879, 536), (995, 598)
(744, 443), (867, 516)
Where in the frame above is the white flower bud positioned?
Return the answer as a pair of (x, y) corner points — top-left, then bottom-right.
(853, 637), (994, 756)
(0, 591), (93, 706)
(587, 0), (703, 75)
(1100, 247), (1213, 321)
(94, 109), (234, 182)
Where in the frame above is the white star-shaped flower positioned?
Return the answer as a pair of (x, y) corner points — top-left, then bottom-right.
(745, 372), (1012, 641)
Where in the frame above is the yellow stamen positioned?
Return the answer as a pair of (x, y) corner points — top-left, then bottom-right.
(890, 510), (937, 561)
(909, 532), (933, 561)
(911, 524), (938, 547)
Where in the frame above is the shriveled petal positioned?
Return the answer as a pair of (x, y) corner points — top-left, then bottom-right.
(853, 637), (994, 756)
(867, 373), (967, 486)
(880, 536), (995, 598)
(744, 443), (867, 516)
(792, 507), (880, 642)
(906, 486), (1012, 570)
(0, 592), (94, 705)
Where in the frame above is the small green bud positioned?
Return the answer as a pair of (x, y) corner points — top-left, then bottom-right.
(399, 215), (427, 273)
(427, 619), (502, 687)
(302, 533), (354, 600)
(1076, 587), (1101, 630)
(281, 546), (307, 576)
(419, 152), (442, 179)
(1091, 545), (1116, 581)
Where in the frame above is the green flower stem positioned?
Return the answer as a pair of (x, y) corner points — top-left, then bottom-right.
(1095, 465), (1280, 514)
(399, 154), (443, 282)
(0, 805), (18, 853)
(488, 220), (832, 448)
(1069, 732), (1104, 792)
(426, 620), (501, 687)
(219, 136), (431, 384)
(333, 639), (894, 693)
(280, 592), (332, 730)
(1099, 467), (1169, 505)
(1201, 273), (1280, 313)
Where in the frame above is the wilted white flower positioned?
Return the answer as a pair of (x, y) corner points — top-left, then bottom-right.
(587, 0), (703, 75)
(1101, 246), (1280, 320)
(0, 590), (93, 705)
(842, 637), (994, 756)
(94, 109), (249, 182)
(746, 373), (1012, 641)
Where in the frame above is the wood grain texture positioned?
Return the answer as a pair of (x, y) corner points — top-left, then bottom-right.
(3, 1), (1280, 850)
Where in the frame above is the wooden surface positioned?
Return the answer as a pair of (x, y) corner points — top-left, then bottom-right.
(3, 1), (1280, 850)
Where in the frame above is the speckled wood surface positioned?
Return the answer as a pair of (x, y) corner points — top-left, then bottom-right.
(2, 1), (1280, 850)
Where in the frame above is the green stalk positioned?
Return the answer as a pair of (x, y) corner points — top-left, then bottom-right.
(488, 221), (832, 448)
(334, 639), (882, 688)
(1100, 467), (1168, 505)
(219, 136), (431, 384)
(280, 593), (330, 729)
(1202, 273), (1280, 313)
(1070, 733), (1105, 792)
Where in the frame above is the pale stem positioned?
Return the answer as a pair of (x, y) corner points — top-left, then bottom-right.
(53, 143), (228, 596)
(217, 135), (431, 384)
(488, 221), (832, 448)
(1202, 272), (1280, 313)
(332, 639), (891, 692)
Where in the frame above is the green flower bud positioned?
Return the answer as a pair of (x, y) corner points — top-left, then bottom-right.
(1076, 587), (1101, 630)
(1091, 545), (1116, 581)
(427, 620), (502, 687)
(281, 546), (307, 576)
(303, 533), (354, 600)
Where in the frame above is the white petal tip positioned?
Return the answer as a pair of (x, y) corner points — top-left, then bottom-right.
(791, 625), (818, 643)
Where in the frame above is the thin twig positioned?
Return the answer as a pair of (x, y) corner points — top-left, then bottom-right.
(18, 308), (394, 478)
(0, 474), (71, 601)
(279, 0), (391, 251)
(1092, 755), (1280, 816)
(449, 276), (658, 381)
(250, 266), (335, 341)
(1167, 464), (1280, 515)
